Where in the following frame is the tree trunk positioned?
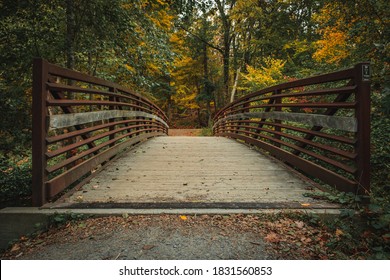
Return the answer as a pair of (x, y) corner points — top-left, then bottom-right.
(215, 0), (235, 106)
(66, 0), (75, 71)
(230, 66), (241, 103)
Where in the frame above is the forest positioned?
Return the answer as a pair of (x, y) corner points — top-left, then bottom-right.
(0, 0), (389, 256)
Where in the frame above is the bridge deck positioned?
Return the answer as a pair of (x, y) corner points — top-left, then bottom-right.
(51, 136), (338, 209)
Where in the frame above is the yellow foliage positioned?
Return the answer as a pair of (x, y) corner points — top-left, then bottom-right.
(124, 64), (135, 73)
(172, 85), (199, 109)
(240, 58), (286, 92)
(313, 27), (349, 65)
(170, 33), (184, 45)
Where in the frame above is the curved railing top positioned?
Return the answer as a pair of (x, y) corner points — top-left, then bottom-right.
(213, 63), (371, 196)
(32, 58), (169, 206)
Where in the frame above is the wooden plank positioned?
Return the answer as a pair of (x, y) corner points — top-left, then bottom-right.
(221, 133), (357, 192)
(46, 132), (164, 197)
(49, 109), (169, 130)
(59, 136), (336, 207)
(213, 111), (357, 132)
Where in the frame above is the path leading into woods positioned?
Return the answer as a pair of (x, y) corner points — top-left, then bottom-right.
(168, 129), (202, 136)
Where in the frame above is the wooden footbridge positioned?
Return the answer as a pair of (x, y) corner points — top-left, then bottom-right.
(32, 58), (371, 208)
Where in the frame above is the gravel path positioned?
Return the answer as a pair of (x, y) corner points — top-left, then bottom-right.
(1, 214), (336, 260)
(17, 225), (270, 260)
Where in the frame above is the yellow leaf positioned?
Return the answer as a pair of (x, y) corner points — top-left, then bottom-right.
(335, 229), (344, 237)
(180, 215), (187, 221)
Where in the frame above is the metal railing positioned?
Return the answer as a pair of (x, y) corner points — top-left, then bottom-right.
(213, 63), (371, 196)
(32, 58), (169, 206)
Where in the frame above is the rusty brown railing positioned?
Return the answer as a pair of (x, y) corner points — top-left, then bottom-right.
(32, 58), (169, 206)
(213, 63), (371, 196)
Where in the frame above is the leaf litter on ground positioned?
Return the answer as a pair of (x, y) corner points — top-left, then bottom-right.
(0, 212), (370, 260)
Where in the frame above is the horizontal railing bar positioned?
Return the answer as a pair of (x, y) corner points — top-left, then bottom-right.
(228, 86), (357, 112)
(46, 123), (161, 159)
(47, 82), (154, 110)
(46, 119), (156, 144)
(47, 63), (147, 104)
(45, 132), (164, 198)
(47, 99), (155, 114)
(47, 63), (168, 120)
(46, 127), (164, 173)
(215, 67), (354, 119)
(226, 123), (357, 160)
(218, 127), (356, 174)
(228, 119), (356, 145)
(228, 103), (356, 116)
(49, 110), (169, 130)
(218, 132), (357, 192)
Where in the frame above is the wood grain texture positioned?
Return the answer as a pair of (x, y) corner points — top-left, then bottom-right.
(60, 136), (337, 208)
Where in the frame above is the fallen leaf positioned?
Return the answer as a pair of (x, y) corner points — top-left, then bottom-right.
(265, 232), (280, 243)
(295, 221), (305, 229)
(20, 236), (28, 241)
(335, 229), (344, 237)
(180, 215), (187, 221)
(142, 245), (155, 250)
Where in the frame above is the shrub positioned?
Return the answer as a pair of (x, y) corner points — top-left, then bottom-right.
(0, 155), (32, 202)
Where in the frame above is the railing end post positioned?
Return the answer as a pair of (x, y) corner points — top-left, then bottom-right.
(32, 58), (49, 206)
(354, 62), (371, 196)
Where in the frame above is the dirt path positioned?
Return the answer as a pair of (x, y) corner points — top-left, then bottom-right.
(168, 129), (202, 136)
(1, 214), (338, 260)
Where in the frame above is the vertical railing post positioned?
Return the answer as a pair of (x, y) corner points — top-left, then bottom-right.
(32, 58), (49, 206)
(108, 87), (116, 148)
(355, 62), (371, 196)
(243, 98), (250, 136)
(274, 90), (282, 147)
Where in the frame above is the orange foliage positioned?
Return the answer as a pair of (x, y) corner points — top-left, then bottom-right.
(312, 3), (351, 65)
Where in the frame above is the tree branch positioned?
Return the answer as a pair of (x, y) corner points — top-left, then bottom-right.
(178, 24), (224, 54)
